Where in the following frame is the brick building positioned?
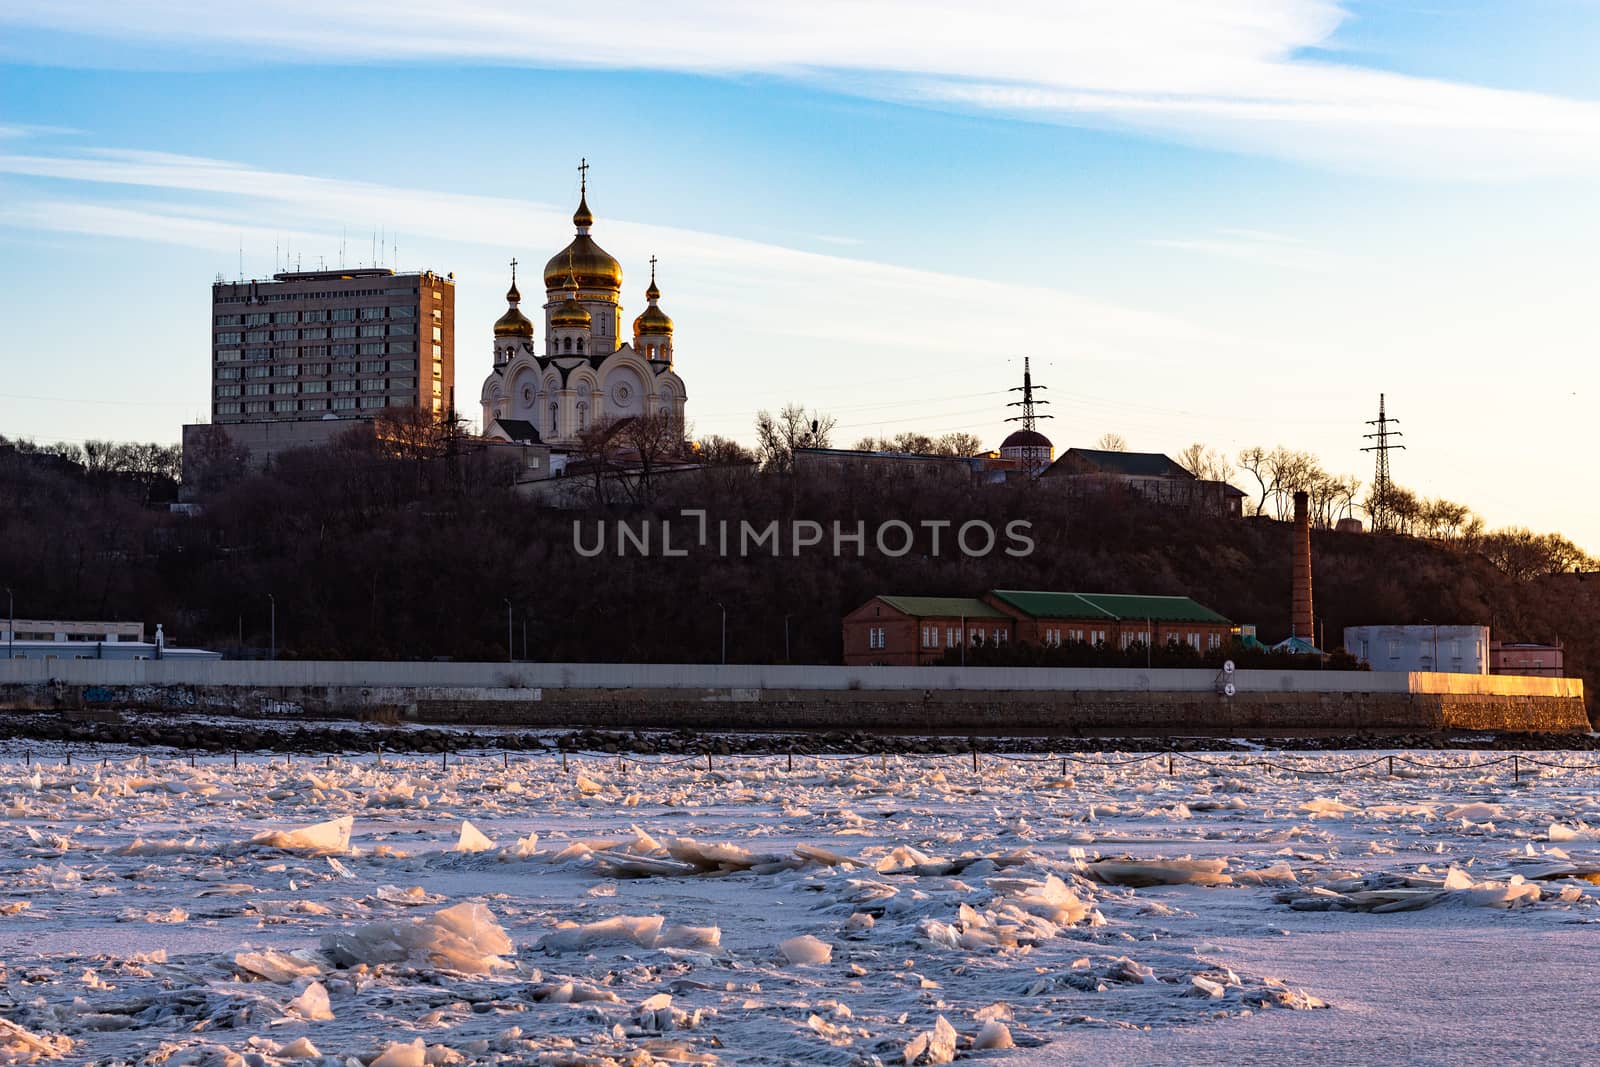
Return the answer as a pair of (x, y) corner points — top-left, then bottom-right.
(842, 589), (1232, 666)
(1490, 640), (1564, 678)
(984, 590), (1233, 653)
(842, 596), (1013, 666)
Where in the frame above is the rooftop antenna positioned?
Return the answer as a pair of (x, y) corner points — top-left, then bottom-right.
(1005, 356), (1054, 478)
(371, 229), (376, 268)
(1362, 392), (1406, 532)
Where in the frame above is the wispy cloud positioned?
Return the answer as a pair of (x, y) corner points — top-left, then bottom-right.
(4, 1), (1600, 177)
(1143, 229), (1339, 271)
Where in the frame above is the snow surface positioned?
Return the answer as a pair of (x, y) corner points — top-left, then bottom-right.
(2, 746), (1599, 1064)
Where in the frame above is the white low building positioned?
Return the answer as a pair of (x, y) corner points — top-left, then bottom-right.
(1344, 624), (1489, 675)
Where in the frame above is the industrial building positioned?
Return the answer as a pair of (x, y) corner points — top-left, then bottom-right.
(1344, 624), (1490, 674)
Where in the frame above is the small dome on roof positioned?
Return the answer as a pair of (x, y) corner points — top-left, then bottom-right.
(1001, 428), (1053, 450)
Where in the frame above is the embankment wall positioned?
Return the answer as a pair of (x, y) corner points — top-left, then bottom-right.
(0, 661), (1586, 735)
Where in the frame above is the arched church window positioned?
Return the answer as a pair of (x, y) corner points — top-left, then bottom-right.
(564, 337), (573, 353)
(577, 337), (585, 352)
(647, 344), (655, 358)
(549, 402), (558, 434)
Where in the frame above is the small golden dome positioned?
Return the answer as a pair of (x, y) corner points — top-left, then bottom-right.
(550, 296), (592, 329)
(633, 304), (673, 337)
(573, 191), (594, 229)
(506, 280), (522, 303)
(494, 306), (534, 338)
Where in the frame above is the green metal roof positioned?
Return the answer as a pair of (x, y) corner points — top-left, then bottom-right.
(1049, 449), (1195, 479)
(876, 596), (1008, 619)
(988, 590), (1230, 624)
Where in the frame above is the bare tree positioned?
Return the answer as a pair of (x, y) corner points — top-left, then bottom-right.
(1176, 442), (1234, 483)
(696, 434), (755, 466)
(617, 412), (688, 503)
(934, 432), (984, 457)
(754, 404), (836, 475)
(1096, 433), (1128, 452)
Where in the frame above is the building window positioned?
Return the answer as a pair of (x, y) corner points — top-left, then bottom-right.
(244, 383), (269, 396)
(388, 395), (414, 407)
(215, 331), (242, 344)
(278, 364), (299, 378)
(360, 360), (387, 373)
(331, 308), (357, 321)
(360, 395), (385, 408)
(388, 305), (415, 319)
(432, 344), (442, 359)
(388, 340), (414, 354)
(388, 359), (416, 373)
(331, 325), (358, 339)
(217, 367), (241, 380)
(1387, 640), (1400, 659)
(272, 383), (297, 395)
(333, 379), (357, 393)
(359, 325), (384, 338)
(216, 349), (241, 363)
(302, 380), (326, 393)
(216, 384), (240, 398)
(388, 322), (414, 337)
(302, 327), (328, 340)
(215, 315), (242, 326)
(360, 307), (385, 320)
(216, 402), (241, 415)
(245, 313), (270, 326)
(302, 309), (326, 323)
(247, 365), (270, 379)
(272, 399), (297, 412)
(246, 330), (270, 343)
(361, 379), (385, 392)
(272, 329), (297, 341)
(273, 312), (296, 324)
(332, 396), (357, 410)
(244, 400), (269, 414)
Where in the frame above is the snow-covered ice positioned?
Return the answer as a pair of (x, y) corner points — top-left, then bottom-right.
(2, 744), (1600, 1064)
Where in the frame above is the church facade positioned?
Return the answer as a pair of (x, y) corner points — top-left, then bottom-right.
(480, 172), (686, 447)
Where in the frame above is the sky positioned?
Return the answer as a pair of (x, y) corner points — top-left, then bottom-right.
(1, 1), (1598, 547)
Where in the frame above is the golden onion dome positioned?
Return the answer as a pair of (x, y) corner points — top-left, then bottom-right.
(544, 235), (622, 293)
(494, 305), (534, 338)
(633, 303), (673, 337)
(573, 191), (594, 229)
(550, 296), (592, 329)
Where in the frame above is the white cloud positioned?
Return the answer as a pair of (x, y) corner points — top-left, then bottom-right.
(4, 1), (1600, 176)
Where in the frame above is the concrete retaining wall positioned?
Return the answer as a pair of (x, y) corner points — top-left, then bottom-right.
(0, 660), (1586, 735)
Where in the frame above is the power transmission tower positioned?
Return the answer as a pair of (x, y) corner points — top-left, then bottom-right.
(1006, 356), (1054, 478)
(1361, 393), (1405, 532)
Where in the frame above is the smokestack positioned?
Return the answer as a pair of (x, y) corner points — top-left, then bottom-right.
(1291, 490), (1314, 643)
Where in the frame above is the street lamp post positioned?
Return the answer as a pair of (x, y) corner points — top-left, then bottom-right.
(268, 594), (276, 661)
(5, 587), (12, 662)
(784, 614), (792, 663)
(503, 598), (513, 663)
(715, 602), (727, 665)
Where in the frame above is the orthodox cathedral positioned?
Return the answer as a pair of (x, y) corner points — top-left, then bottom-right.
(480, 167), (686, 447)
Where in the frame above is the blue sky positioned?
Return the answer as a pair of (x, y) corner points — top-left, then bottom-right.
(2, 2), (1599, 546)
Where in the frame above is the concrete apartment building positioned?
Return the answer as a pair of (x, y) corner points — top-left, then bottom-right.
(183, 268), (455, 470)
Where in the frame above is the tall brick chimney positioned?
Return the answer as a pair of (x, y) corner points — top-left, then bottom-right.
(1291, 490), (1314, 643)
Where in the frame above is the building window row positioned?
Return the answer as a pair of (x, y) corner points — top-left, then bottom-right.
(867, 627), (887, 650)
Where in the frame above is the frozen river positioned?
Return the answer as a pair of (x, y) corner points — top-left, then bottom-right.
(2, 743), (1598, 1065)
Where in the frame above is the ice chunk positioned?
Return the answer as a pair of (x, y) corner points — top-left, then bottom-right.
(250, 815), (353, 854)
(1549, 822), (1600, 842)
(1299, 797), (1357, 816)
(973, 1019), (1014, 1050)
(502, 832), (540, 859)
(321, 901), (512, 974)
(1003, 873), (1094, 924)
(1235, 862), (1298, 886)
(286, 981), (334, 1021)
(454, 820), (495, 854)
(538, 915), (665, 953)
(234, 949), (324, 983)
(0, 1017), (74, 1062)
(779, 934), (832, 966)
(658, 924), (721, 949)
(1444, 803), (1502, 822)
(370, 1038), (427, 1067)
(903, 1015), (958, 1064)
(276, 1037), (321, 1060)
(1086, 857), (1232, 887)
